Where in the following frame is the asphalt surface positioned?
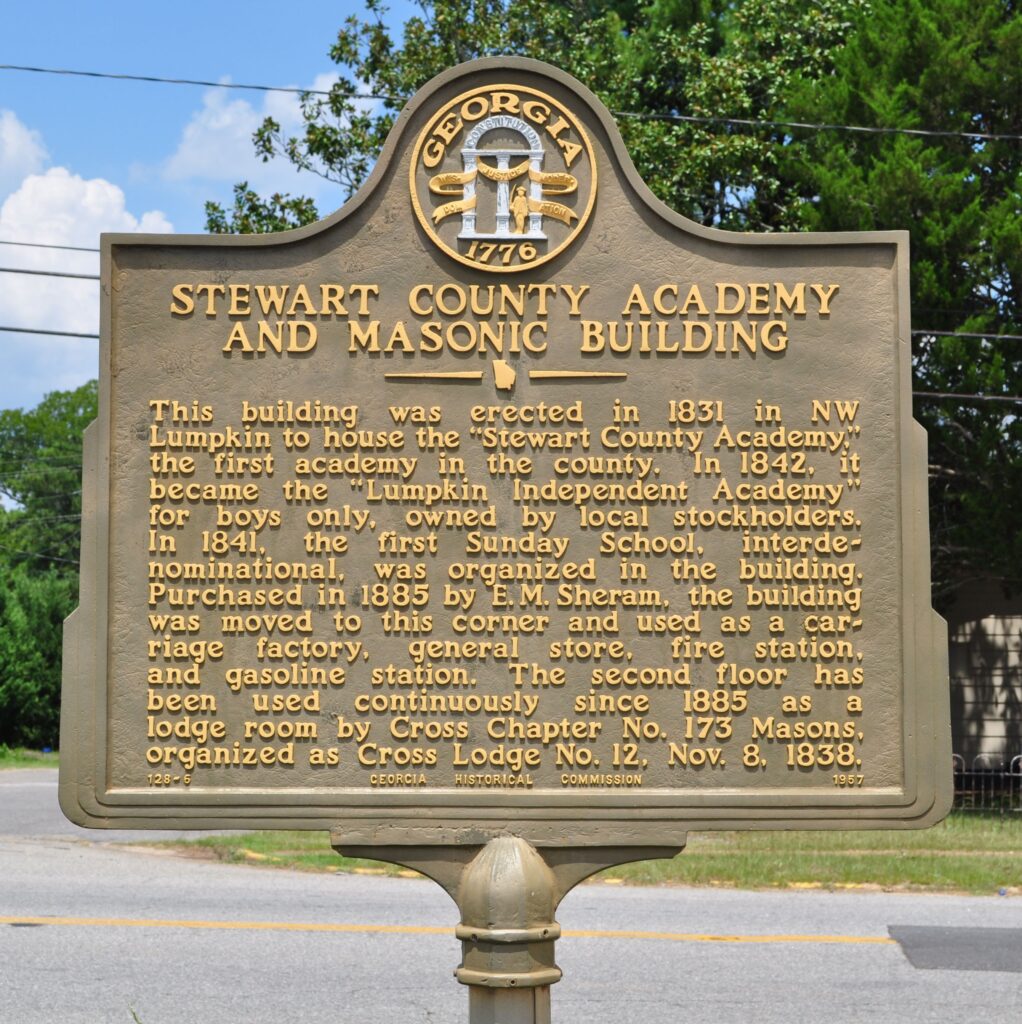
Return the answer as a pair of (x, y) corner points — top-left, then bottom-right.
(2, 769), (1020, 1023)
(0, 768), (246, 842)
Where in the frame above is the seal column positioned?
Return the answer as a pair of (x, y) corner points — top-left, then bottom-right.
(494, 155), (513, 235)
(455, 836), (560, 1024)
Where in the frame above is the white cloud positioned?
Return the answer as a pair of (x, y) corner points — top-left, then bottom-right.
(0, 110), (48, 197)
(0, 167), (172, 409)
(164, 90), (269, 182)
(163, 75), (344, 199)
(2, 167), (172, 251)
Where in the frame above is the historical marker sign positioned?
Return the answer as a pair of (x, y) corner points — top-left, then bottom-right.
(60, 58), (951, 839)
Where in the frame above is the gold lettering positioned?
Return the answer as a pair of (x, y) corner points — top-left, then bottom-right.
(228, 285), (250, 316)
(195, 283), (225, 317)
(653, 284), (678, 315)
(622, 285), (651, 316)
(716, 283), (745, 315)
(170, 283), (194, 316)
(811, 283), (840, 314)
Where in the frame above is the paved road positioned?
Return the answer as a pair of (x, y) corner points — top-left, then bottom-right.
(0, 768), (246, 843)
(2, 769), (1020, 1023)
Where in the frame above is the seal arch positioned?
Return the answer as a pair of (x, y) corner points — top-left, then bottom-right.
(459, 115), (546, 239)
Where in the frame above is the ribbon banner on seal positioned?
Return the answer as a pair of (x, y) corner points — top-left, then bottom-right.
(429, 159), (579, 226)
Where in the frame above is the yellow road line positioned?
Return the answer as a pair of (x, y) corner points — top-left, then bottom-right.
(0, 915), (895, 945)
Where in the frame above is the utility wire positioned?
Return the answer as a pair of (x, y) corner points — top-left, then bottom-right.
(3, 264), (1021, 402)
(0, 63), (396, 103)
(0, 464), (82, 475)
(0, 326), (99, 339)
(614, 109), (1022, 143)
(0, 541), (78, 566)
(912, 330), (1022, 342)
(0, 266), (99, 281)
(0, 460), (83, 474)
(0, 490), (82, 502)
(2, 62), (1020, 144)
(0, 513), (82, 527)
(0, 466), (81, 483)
(2, 326), (1021, 384)
(915, 391), (1022, 405)
(0, 449), (90, 462)
(0, 237), (1019, 341)
(0, 452), (84, 463)
(10, 326), (1020, 342)
(0, 479), (82, 496)
(0, 239), (99, 253)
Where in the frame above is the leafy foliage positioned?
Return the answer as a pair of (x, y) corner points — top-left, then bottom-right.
(784, 0), (1022, 602)
(0, 569), (76, 747)
(207, 0), (1022, 605)
(0, 380), (96, 570)
(206, 182), (319, 234)
(205, 0), (865, 232)
(0, 382), (95, 747)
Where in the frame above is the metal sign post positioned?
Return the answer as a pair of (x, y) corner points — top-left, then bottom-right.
(333, 833), (684, 1023)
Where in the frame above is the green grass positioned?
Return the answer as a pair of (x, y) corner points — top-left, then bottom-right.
(163, 830), (419, 877)
(5, 746), (1013, 894)
(148, 813), (1021, 895)
(0, 745), (59, 769)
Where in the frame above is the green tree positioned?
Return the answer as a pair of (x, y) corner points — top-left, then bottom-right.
(0, 380), (97, 571)
(206, 0), (865, 232)
(206, 182), (319, 234)
(0, 382), (96, 747)
(784, 0), (1022, 603)
(207, 0), (1017, 603)
(0, 568), (75, 748)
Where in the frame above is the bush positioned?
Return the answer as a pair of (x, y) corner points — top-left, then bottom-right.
(0, 568), (76, 748)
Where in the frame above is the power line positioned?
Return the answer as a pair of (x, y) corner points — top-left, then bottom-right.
(1, 463), (80, 472)
(0, 460), (83, 474)
(0, 447), (89, 460)
(0, 453), (83, 464)
(913, 329), (1022, 342)
(0, 266), (99, 281)
(0, 541), (78, 566)
(616, 110), (1022, 143)
(0, 513), (81, 527)
(0, 449), (86, 462)
(0, 62), (397, 103)
(0, 465), (81, 482)
(0, 325), (99, 339)
(0, 239), (99, 254)
(2, 271), (1020, 400)
(3, 320), (1020, 351)
(0, 490), (82, 502)
(914, 391), (1022, 405)
(8, 326), (1018, 343)
(2, 61), (1020, 144)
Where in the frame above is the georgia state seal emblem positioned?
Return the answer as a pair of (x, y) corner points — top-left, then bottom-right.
(410, 84), (597, 272)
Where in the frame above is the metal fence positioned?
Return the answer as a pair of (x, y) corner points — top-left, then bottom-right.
(952, 754), (1022, 813)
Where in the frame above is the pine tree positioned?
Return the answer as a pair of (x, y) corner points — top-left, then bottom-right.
(786, 0), (1022, 603)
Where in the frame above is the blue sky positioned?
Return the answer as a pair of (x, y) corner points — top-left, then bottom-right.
(1, 0), (416, 410)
